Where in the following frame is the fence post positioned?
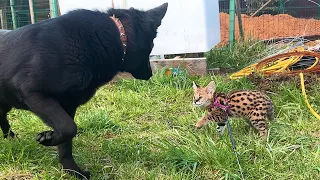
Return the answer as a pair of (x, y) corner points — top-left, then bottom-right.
(50, 0), (59, 18)
(229, 0), (236, 50)
(29, 0), (37, 24)
(10, 0), (18, 29)
(279, 0), (284, 14)
(0, 10), (4, 29)
(236, 0), (244, 39)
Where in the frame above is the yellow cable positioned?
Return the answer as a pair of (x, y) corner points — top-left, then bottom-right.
(306, 57), (319, 70)
(278, 56), (301, 72)
(230, 48), (320, 79)
(299, 73), (320, 121)
(229, 55), (302, 79)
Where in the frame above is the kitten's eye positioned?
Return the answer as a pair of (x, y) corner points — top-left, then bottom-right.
(194, 96), (202, 102)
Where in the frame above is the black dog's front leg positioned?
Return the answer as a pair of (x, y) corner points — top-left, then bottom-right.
(24, 93), (77, 146)
(58, 107), (91, 179)
(59, 140), (90, 179)
(24, 93), (90, 179)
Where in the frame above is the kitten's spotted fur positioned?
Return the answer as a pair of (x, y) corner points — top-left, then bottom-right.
(193, 81), (274, 137)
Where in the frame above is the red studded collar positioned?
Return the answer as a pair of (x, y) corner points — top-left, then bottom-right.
(110, 15), (127, 61)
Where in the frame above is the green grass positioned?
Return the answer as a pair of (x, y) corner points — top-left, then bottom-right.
(206, 39), (267, 70)
(0, 71), (319, 180)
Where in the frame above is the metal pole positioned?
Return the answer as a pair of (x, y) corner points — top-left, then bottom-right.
(50, 0), (59, 18)
(236, 0), (244, 39)
(29, 0), (36, 24)
(279, 0), (284, 14)
(229, 0), (236, 50)
(10, 0), (17, 29)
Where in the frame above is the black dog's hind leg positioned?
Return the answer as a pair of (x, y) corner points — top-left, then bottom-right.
(0, 105), (15, 138)
(58, 106), (90, 179)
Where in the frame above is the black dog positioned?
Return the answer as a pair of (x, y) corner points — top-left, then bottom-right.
(0, 3), (168, 179)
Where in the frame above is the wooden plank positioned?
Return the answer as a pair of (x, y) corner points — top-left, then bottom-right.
(150, 57), (207, 76)
(208, 68), (236, 75)
(236, 0), (244, 39)
(112, 57), (207, 82)
(29, 0), (36, 24)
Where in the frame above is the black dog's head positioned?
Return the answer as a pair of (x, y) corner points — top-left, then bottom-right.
(108, 3), (168, 80)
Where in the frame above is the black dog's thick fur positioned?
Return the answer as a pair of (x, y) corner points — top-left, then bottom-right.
(0, 3), (168, 179)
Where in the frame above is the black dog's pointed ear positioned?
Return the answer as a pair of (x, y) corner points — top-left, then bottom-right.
(147, 3), (168, 28)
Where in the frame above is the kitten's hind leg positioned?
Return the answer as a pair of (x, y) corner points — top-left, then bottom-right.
(249, 115), (268, 137)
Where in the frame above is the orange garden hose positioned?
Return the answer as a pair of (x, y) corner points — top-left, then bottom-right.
(230, 51), (320, 79)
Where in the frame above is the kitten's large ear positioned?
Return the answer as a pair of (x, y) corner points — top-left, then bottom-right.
(192, 81), (199, 89)
(206, 81), (216, 94)
(147, 3), (168, 28)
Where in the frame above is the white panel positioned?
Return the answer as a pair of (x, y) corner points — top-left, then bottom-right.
(59, 0), (220, 55)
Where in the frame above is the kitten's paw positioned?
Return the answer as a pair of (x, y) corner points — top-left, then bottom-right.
(217, 125), (226, 135)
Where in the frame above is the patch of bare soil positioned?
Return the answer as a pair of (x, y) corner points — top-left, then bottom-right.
(0, 173), (33, 180)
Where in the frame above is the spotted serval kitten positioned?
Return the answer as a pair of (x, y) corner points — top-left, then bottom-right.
(192, 81), (274, 137)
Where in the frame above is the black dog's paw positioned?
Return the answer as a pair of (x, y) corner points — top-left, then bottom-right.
(80, 171), (91, 180)
(67, 170), (91, 180)
(36, 131), (62, 146)
(4, 131), (18, 140)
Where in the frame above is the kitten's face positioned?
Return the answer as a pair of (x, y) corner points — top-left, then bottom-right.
(192, 81), (216, 107)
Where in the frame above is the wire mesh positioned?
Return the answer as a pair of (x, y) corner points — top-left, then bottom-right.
(0, 0), (50, 30)
(219, 0), (320, 47)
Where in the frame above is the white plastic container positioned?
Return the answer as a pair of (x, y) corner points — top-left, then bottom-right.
(59, 0), (220, 55)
